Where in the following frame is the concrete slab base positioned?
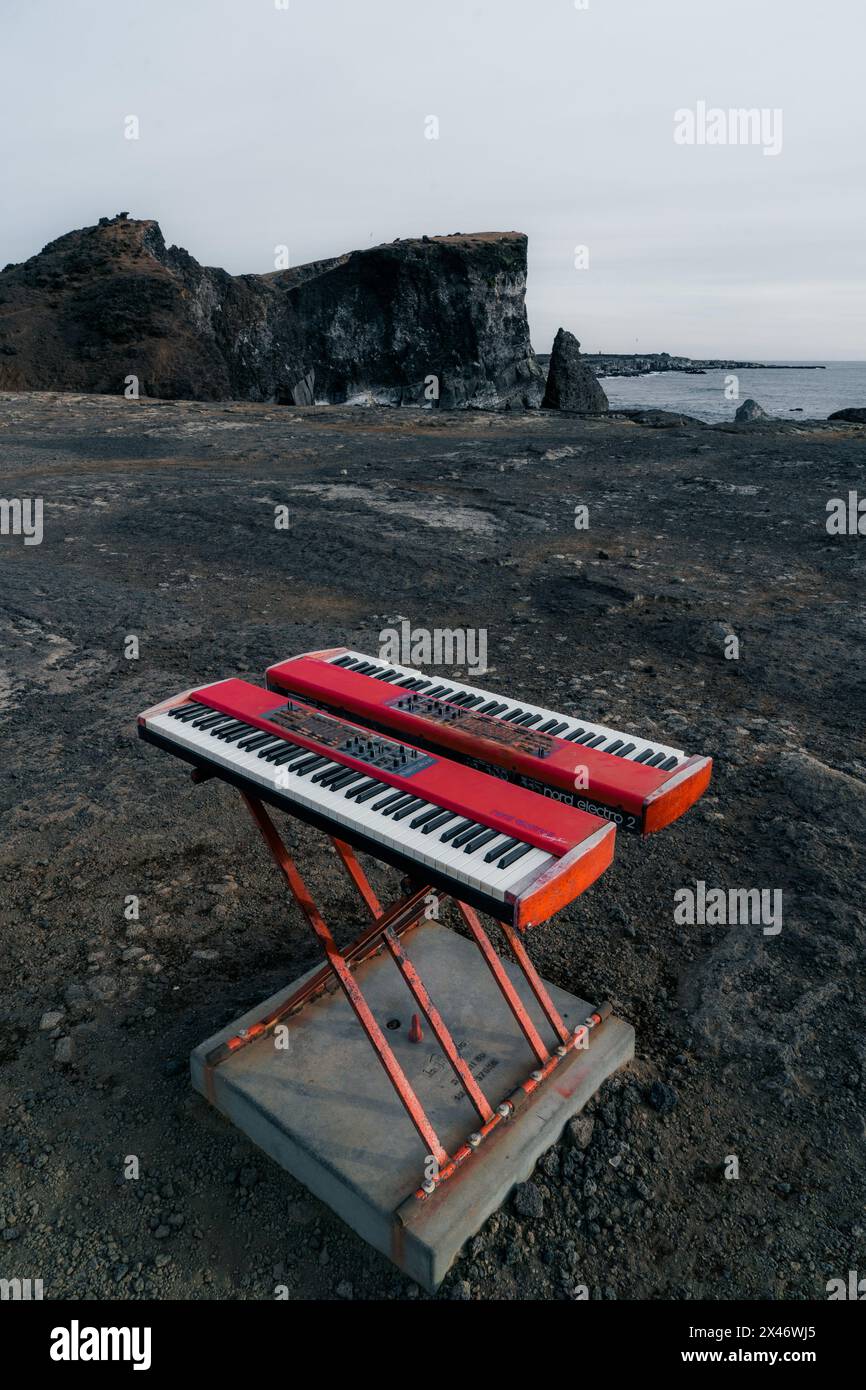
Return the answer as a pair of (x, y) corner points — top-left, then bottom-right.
(190, 920), (634, 1292)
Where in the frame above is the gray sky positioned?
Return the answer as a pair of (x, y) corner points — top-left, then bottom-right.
(2, 0), (863, 358)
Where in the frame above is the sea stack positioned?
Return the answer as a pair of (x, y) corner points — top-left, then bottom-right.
(542, 328), (609, 413)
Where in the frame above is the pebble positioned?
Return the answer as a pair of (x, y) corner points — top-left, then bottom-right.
(566, 1114), (595, 1150)
(39, 1010), (65, 1031)
(54, 1036), (74, 1064)
(648, 1081), (678, 1114)
(88, 975), (119, 1001)
(512, 1182), (544, 1220)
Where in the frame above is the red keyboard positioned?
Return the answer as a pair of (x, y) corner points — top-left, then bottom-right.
(266, 648), (712, 834)
(138, 678), (615, 930)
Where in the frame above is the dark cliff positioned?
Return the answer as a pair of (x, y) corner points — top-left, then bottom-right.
(0, 216), (544, 409)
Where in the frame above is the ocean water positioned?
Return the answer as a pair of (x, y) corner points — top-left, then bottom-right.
(599, 361), (866, 424)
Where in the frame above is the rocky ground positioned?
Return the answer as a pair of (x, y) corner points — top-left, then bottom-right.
(0, 390), (864, 1302)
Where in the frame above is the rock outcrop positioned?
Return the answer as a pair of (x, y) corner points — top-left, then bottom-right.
(734, 398), (769, 422)
(0, 216), (544, 409)
(541, 328), (609, 412)
(828, 407), (866, 424)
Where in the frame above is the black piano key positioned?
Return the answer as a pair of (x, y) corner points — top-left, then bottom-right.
(484, 836), (518, 863)
(328, 770), (365, 791)
(354, 781), (388, 804)
(546, 721), (569, 737)
(307, 761), (340, 783)
(376, 671), (402, 682)
(313, 763), (350, 785)
(221, 725), (256, 743)
(344, 777), (379, 799)
(458, 695), (484, 708)
(498, 842), (533, 870)
(587, 734), (607, 748)
(659, 756), (680, 771)
(263, 741), (298, 760)
(395, 677), (417, 687)
(605, 739), (624, 755)
(410, 680), (432, 691)
(645, 751), (666, 768)
(514, 713), (542, 727)
(634, 748), (654, 763)
(422, 810), (457, 834)
(425, 685), (451, 698)
(311, 762), (347, 783)
(251, 738), (284, 755)
(259, 740), (293, 758)
(574, 732), (595, 745)
(176, 704), (208, 721)
(372, 789), (408, 812)
(440, 818), (477, 843)
(293, 755), (330, 775)
(238, 731), (275, 750)
(564, 727), (586, 742)
(380, 793), (418, 817)
(501, 708), (525, 723)
(391, 798), (428, 821)
(475, 700), (500, 714)
(615, 742), (637, 759)
(489, 702), (510, 716)
(462, 828), (499, 854)
(410, 806), (445, 829)
(234, 729), (264, 747)
(331, 655), (355, 667)
(271, 746), (307, 766)
(448, 693), (474, 706)
(536, 718), (559, 733)
(451, 821), (488, 847)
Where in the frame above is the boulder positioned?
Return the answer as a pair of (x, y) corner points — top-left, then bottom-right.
(542, 328), (609, 413)
(828, 407), (866, 424)
(615, 408), (706, 429)
(734, 398), (769, 422)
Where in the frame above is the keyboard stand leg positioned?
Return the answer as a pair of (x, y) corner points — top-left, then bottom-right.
(331, 837), (382, 918)
(238, 792), (450, 1166)
(329, 839), (495, 1125)
(496, 920), (571, 1048)
(454, 902), (552, 1066)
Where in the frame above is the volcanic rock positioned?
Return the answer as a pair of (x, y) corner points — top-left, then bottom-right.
(542, 328), (609, 413)
(0, 216), (544, 409)
(735, 398), (769, 422)
(828, 407), (866, 424)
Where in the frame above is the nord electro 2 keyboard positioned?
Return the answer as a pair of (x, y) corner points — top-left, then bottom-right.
(266, 648), (712, 834)
(138, 678), (615, 931)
